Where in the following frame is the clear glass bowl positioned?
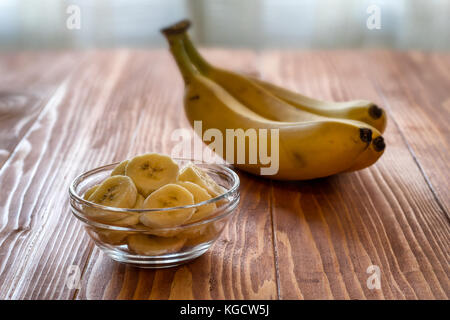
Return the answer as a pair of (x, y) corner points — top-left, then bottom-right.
(69, 159), (240, 268)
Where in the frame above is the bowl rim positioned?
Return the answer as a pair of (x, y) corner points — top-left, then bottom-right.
(69, 159), (240, 230)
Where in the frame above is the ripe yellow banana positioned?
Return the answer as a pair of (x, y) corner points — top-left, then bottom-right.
(250, 79), (386, 170)
(249, 78), (387, 134)
(162, 20), (386, 176)
(176, 20), (387, 134)
(161, 26), (374, 180)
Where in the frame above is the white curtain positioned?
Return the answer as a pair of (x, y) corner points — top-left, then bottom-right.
(0, 0), (448, 50)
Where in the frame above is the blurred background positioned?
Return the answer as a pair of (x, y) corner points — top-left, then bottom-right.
(0, 0), (449, 51)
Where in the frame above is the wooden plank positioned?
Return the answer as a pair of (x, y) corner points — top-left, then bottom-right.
(76, 173), (277, 299)
(259, 51), (449, 299)
(0, 52), (83, 169)
(0, 49), (447, 300)
(75, 49), (277, 300)
(0, 50), (277, 299)
(0, 50), (135, 299)
(365, 51), (450, 213)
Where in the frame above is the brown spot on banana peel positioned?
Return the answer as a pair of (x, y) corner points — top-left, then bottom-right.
(372, 136), (386, 152)
(292, 152), (307, 168)
(368, 104), (383, 119)
(189, 95), (200, 101)
(359, 128), (372, 144)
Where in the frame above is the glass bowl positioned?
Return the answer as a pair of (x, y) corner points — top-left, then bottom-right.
(69, 159), (240, 268)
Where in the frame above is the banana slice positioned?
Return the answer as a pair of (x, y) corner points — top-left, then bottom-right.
(85, 176), (139, 225)
(94, 229), (129, 245)
(84, 184), (100, 200)
(85, 208), (140, 227)
(144, 228), (183, 238)
(183, 221), (223, 247)
(127, 234), (186, 256)
(177, 181), (216, 223)
(179, 224), (208, 240)
(125, 153), (179, 197)
(147, 181), (216, 238)
(113, 214), (140, 227)
(111, 159), (129, 176)
(89, 175), (137, 208)
(178, 163), (226, 197)
(134, 194), (145, 209)
(139, 184), (195, 228)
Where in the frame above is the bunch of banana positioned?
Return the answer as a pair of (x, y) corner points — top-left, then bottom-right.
(161, 20), (386, 180)
(83, 153), (225, 254)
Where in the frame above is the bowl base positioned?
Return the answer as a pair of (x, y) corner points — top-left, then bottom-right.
(102, 243), (212, 269)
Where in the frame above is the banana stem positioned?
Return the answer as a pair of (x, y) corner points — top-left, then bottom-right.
(161, 19), (211, 75)
(161, 21), (199, 84)
(180, 33), (211, 74)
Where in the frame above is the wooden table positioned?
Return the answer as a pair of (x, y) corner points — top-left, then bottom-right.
(0, 49), (448, 300)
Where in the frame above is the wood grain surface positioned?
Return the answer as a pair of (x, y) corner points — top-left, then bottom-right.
(0, 49), (448, 300)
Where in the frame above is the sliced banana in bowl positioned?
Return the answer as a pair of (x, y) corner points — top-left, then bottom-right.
(139, 183), (195, 228)
(83, 184), (100, 200)
(88, 175), (137, 208)
(125, 153), (179, 197)
(179, 162), (226, 197)
(183, 223), (222, 247)
(69, 153), (240, 268)
(88, 227), (130, 246)
(127, 234), (186, 256)
(110, 159), (129, 176)
(134, 194), (145, 209)
(84, 175), (140, 225)
(177, 181), (216, 223)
